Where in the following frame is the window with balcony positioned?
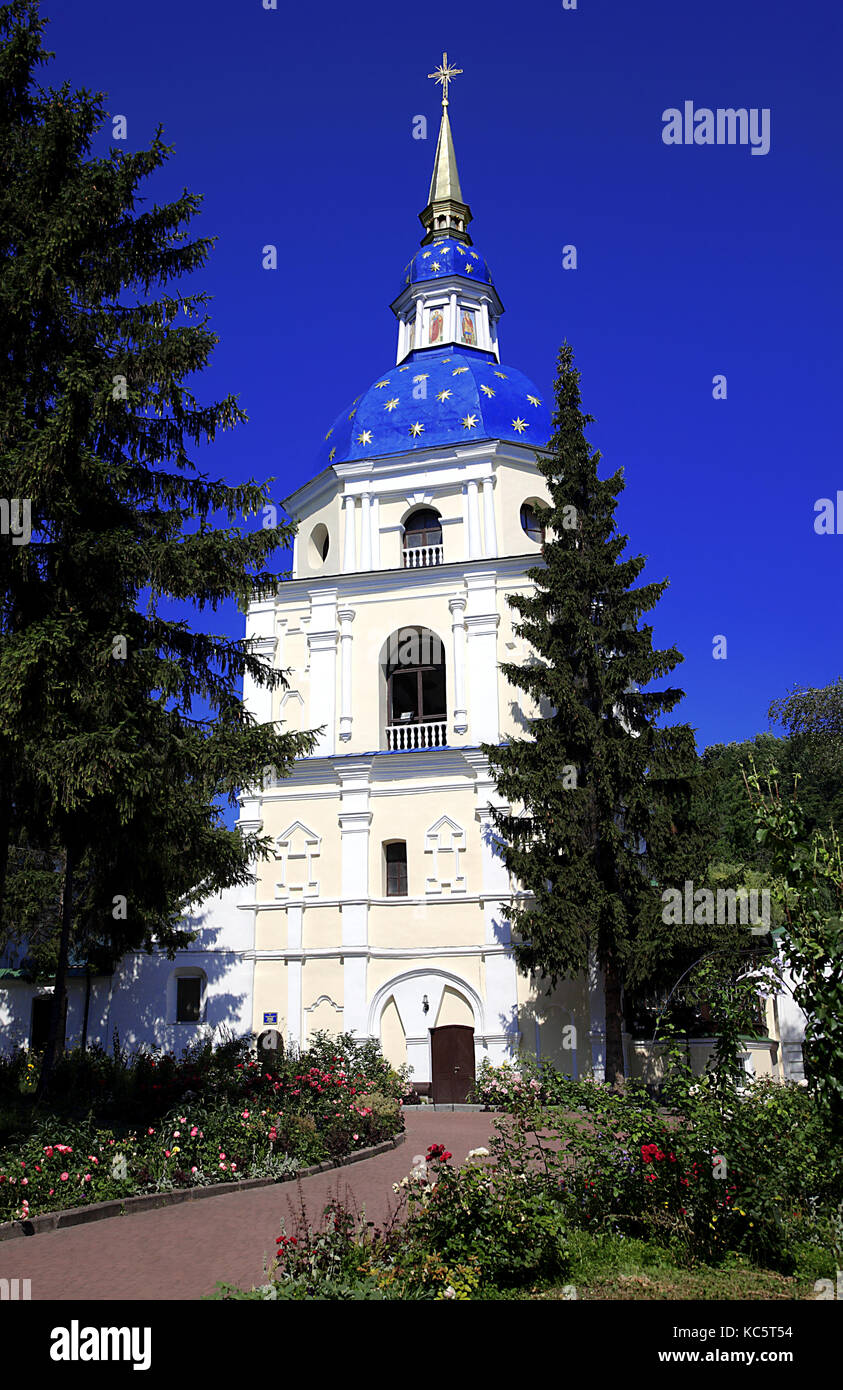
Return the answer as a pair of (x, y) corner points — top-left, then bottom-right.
(384, 626), (447, 750)
(403, 508), (443, 568)
(384, 841), (408, 897)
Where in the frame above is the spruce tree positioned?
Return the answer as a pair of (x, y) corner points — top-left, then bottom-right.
(482, 343), (703, 1084)
(0, 1), (316, 1090)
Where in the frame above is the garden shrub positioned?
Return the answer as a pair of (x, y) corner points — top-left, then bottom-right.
(0, 1030), (404, 1221)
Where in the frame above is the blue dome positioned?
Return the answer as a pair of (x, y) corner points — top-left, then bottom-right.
(319, 348), (550, 465)
(399, 238), (493, 294)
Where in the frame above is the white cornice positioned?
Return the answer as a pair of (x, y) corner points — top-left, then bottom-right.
(263, 552), (542, 609)
(243, 943), (513, 961)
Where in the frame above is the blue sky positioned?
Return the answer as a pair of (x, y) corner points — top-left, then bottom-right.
(38, 0), (843, 758)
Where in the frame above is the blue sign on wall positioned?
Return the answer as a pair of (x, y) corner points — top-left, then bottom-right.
(263, 1012), (278, 1025)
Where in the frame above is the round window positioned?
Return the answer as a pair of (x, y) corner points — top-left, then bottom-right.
(520, 502), (544, 544)
(308, 523), (330, 566)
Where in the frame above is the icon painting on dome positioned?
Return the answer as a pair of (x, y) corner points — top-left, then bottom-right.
(428, 310), (444, 345)
(460, 310), (476, 346)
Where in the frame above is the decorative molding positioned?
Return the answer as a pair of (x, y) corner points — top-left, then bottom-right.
(424, 814), (467, 895)
(304, 995), (343, 1015)
(274, 821), (321, 901)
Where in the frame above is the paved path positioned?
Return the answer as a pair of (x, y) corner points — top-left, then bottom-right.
(0, 1110), (500, 1301)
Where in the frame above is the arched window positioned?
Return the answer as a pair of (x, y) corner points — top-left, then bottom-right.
(520, 502), (545, 545)
(403, 508), (443, 567)
(384, 626), (447, 749)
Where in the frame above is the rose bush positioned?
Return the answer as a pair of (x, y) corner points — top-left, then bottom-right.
(0, 1031), (405, 1222)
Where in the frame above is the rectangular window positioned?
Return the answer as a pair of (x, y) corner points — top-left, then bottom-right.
(385, 842), (408, 897)
(30, 996), (64, 1052)
(176, 977), (201, 1023)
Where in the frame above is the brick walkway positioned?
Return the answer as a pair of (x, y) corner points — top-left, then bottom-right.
(0, 1110), (499, 1301)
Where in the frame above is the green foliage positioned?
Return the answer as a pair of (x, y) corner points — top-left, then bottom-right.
(481, 343), (705, 1081)
(487, 1068), (842, 1273)
(0, 1031), (404, 1220)
(400, 1147), (569, 1290)
(0, 0), (317, 1089)
(745, 761), (843, 1131)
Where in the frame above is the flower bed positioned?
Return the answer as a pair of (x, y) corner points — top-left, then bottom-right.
(0, 1032), (410, 1222)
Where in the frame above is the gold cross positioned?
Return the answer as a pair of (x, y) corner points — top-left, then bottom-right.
(427, 52), (463, 106)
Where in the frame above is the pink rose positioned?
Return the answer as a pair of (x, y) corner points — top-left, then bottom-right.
(60, 1173), (69, 1181)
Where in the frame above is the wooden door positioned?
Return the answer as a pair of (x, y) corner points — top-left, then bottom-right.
(430, 1025), (475, 1103)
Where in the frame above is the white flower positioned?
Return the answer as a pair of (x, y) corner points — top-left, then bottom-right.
(443, 1286), (457, 1299)
(466, 1147), (490, 1161)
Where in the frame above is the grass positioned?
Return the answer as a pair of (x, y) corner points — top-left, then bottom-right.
(500, 1231), (829, 1301)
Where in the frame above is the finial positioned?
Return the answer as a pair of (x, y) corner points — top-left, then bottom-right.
(427, 52), (463, 108)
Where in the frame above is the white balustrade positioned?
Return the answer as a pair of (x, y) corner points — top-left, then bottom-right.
(402, 543), (444, 568)
(385, 720), (447, 751)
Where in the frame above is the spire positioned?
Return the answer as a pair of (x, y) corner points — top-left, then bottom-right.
(427, 105), (463, 205)
(419, 53), (473, 246)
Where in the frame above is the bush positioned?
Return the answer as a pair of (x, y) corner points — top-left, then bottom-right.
(0, 1031), (404, 1221)
(397, 1145), (569, 1291)
(487, 1069), (843, 1271)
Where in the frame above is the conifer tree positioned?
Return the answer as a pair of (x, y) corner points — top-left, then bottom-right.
(482, 344), (704, 1083)
(0, 1), (315, 1090)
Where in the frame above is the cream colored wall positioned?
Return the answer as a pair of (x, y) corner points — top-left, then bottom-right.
(302, 909), (342, 951)
(368, 786), (479, 896)
(497, 461), (552, 558)
(252, 960), (287, 1035)
(367, 955), (482, 1000)
(294, 494), (342, 580)
(368, 901), (484, 951)
(435, 985), (475, 1028)
(303, 959), (345, 1043)
(516, 972), (590, 1075)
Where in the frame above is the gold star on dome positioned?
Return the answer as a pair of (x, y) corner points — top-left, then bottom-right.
(480, 384), (495, 397)
(436, 389), (452, 402)
(357, 429), (373, 445)
(441, 357), (452, 362)
(409, 421), (424, 436)
(512, 417), (528, 433)
(494, 371), (508, 379)
(462, 413), (478, 429)
(431, 262), (441, 271)
(413, 373), (429, 381)
(422, 251), (432, 259)
(526, 394), (542, 407)
(328, 447), (336, 461)
(374, 380), (390, 389)
(398, 365), (411, 371)
(325, 427), (334, 439)
(428, 53), (464, 106)
(384, 397), (399, 411)
(348, 408), (357, 419)
(470, 251), (479, 259)
(463, 264), (474, 273)
(452, 366), (469, 375)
